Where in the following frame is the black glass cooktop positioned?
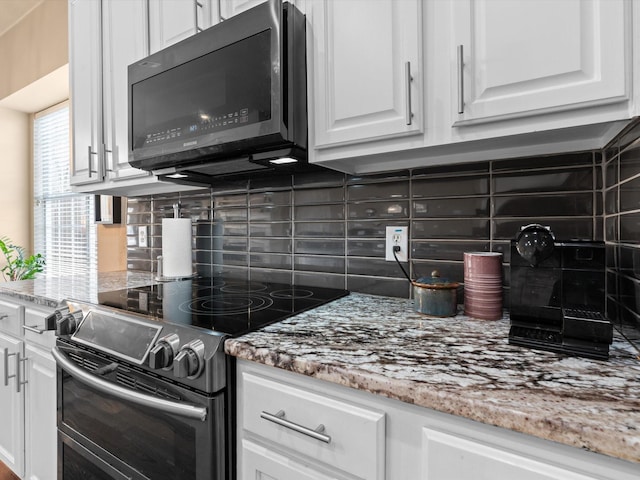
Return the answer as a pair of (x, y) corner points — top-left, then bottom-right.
(97, 277), (349, 337)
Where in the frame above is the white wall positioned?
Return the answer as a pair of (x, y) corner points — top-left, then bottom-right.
(0, 106), (31, 277)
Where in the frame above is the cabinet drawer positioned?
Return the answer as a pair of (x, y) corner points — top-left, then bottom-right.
(0, 299), (24, 337)
(241, 372), (385, 480)
(23, 308), (55, 349)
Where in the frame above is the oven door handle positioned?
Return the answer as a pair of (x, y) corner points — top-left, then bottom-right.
(52, 346), (207, 422)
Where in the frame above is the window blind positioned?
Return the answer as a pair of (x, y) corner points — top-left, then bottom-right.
(33, 103), (97, 277)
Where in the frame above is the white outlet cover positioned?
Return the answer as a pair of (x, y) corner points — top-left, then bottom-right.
(385, 226), (408, 262)
(138, 226), (148, 248)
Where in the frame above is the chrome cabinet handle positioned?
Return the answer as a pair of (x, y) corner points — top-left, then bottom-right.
(2, 348), (25, 392)
(23, 324), (45, 335)
(52, 346), (207, 421)
(16, 353), (27, 393)
(405, 61), (413, 125)
(103, 144), (114, 173)
(88, 145), (99, 177)
(261, 409), (332, 444)
(3, 348), (9, 386)
(194, 0), (204, 32)
(0, 313), (8, 320)
(457, 44), (464, 114)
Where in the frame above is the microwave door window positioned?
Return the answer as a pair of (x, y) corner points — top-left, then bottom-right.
(131, 29), (273, 152)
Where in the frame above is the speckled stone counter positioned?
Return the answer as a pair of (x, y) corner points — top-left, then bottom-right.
(225, 293), (640, 465)
(0, 271), (157, 307)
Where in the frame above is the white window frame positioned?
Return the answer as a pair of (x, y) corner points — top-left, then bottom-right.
(33, 101), (97, 277)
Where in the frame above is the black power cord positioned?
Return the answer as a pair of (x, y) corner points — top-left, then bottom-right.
(392, 245), (413, 283)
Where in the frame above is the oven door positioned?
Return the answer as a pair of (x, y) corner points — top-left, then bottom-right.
(54, 343), (227, 480)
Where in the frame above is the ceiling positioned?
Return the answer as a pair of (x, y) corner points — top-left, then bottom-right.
(0, 0), (43, 37)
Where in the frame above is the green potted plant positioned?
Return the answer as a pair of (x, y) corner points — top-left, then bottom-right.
(0, 237), (45, 281)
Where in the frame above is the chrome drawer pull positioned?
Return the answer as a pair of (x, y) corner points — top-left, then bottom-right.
(457, 44), (465, 114)
(405, 61), (413, 125)
(23, 324), (46, 334)
(260, 409), (332, 444)
(0, 313), (8, 320)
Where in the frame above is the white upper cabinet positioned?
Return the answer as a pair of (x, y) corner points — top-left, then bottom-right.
(69, 0), (103, 186)
(69, 0), (203, 195)
(306, 0), (635, 175)
(451, 0), (629, 127)
(309, 0), (422, 149)
(219, 0), (265, 19)
(149, 0), (219, 53)
(102, 0), (150, 181)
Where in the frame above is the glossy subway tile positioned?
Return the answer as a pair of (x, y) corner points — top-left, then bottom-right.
(346, 180), (409, 201)
(347, 220), (409, 238)
(412, 175), (489, 198)
(294, 255), (345, 274)
(294, 187), (344, 205)
(493, 193), (594, 217)
(413, 197), (489, 218)
(412, 241), (490, 261)
(493, 167), (593, 194)
(493, 218), (593, 241)
(294, 239), (345, 256)
(347, 200), (410, 220)
(412, 219), (490, 239)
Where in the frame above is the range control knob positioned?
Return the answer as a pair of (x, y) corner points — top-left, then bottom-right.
(173, 339), (205, 379)
(148, 334), (180, 370)
(55, 310), (83, 336)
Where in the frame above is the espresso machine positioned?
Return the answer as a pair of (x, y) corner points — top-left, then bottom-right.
(509, 224), (613, 360)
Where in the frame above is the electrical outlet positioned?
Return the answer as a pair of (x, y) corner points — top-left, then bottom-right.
(138, 226), (148, 248)
(385, 226), (408, 262)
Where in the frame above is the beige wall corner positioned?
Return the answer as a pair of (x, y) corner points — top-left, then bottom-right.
(0, 0), (68, 100)
(0, 107), (31, 259)
(97, 224), (127, 272)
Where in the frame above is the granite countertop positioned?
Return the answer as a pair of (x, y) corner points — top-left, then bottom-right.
(0, 271), (157, 307)
(2, 274), (639, 464)
(225, 293), (640, 465)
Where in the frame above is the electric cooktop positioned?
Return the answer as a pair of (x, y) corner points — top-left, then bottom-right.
(97, 277), (349, 337)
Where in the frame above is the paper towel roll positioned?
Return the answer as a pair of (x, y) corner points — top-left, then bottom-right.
(162, 218), (193, 278)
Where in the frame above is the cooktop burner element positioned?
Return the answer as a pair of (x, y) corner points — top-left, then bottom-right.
(97, 277), (349, 337)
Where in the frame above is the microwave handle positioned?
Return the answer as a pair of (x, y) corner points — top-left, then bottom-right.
(52, 346), (207, 422)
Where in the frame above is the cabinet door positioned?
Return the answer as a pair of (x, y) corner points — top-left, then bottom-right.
(102, 0), (152, 181)
(24, 343), (57, 480)
(421, 428), (599, 480)
(0, 333), (25, 478)
(452, 0), (628, 126)
(310, 0), (422, 148)
(241, 440), (339, 480)
(69, 0), (105, 186)
(219, 0), (265, 19)
(149, 0), (216, 53)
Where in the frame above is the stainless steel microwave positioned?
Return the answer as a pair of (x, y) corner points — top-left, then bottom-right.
(128, 0), (307, 185)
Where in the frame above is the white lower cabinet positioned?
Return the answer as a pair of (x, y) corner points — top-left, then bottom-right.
(237, 364), (386, 480)
(0, 331), (25, 477)
(236, 360), (640, 480)
(242, 439), (338, 480)
(421, 428), (600, 480)
(24, 342), (56, 480)
(0, 298), (56, 480)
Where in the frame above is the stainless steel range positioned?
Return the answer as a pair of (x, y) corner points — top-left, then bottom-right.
(52, 277), (348, 480)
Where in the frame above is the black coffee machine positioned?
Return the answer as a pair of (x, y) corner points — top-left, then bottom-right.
(509, 224), (613, 360)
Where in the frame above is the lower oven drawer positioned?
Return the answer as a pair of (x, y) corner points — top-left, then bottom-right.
(56, 344), (226, 480)
(59, 432), (132, 480)
(241, 371), (385, 480)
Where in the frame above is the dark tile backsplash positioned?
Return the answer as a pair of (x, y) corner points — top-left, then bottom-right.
(604, 119), (640, 352)
(126, 127), (640, 349)
(127, 151), (601, 302)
